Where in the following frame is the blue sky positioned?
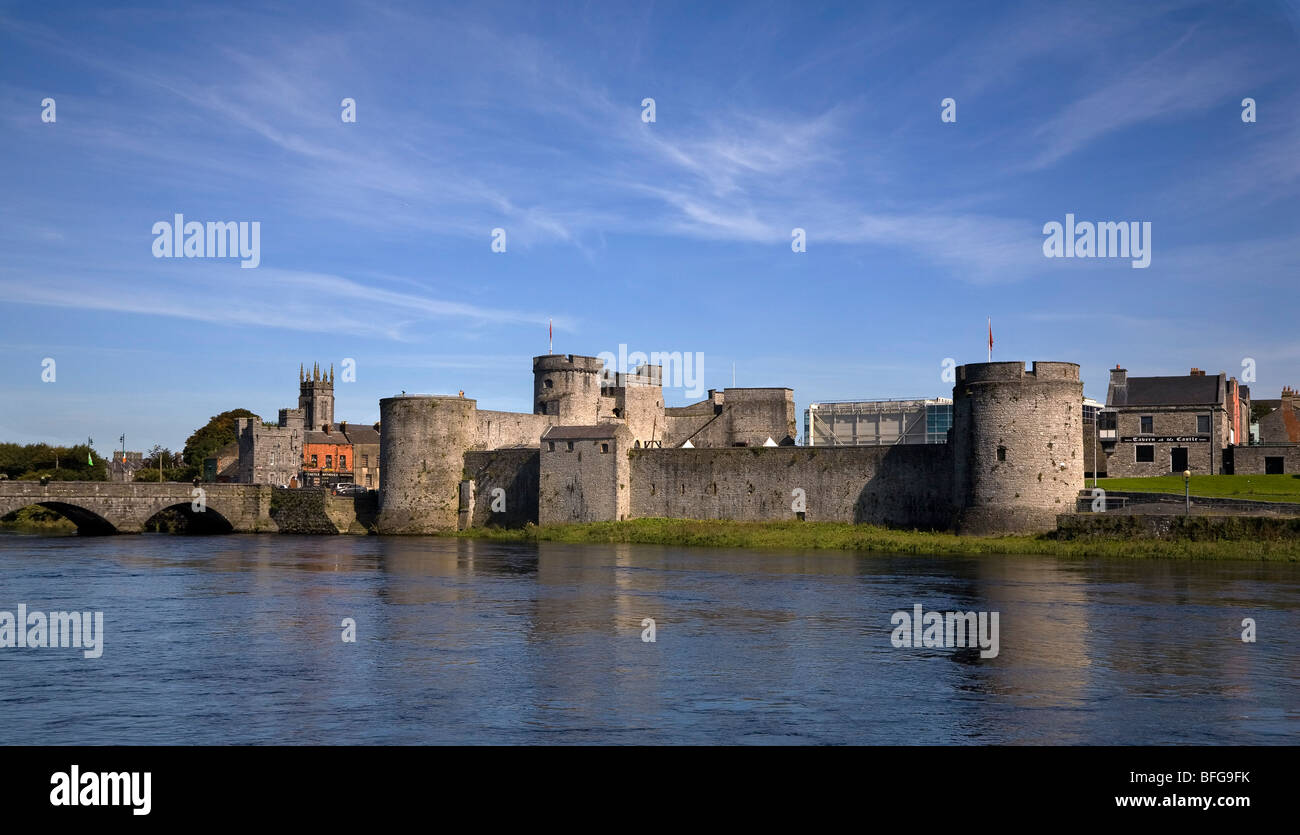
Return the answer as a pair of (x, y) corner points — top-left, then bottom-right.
(2, 0), (1299, 451)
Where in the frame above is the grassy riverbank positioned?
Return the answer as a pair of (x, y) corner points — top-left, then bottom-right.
(1097, 474), (1300, 503)
(0, 505), (77, 532)
(455, 518), (1300, 561)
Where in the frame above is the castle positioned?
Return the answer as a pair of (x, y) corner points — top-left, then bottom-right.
(374, 355), (1083, 536)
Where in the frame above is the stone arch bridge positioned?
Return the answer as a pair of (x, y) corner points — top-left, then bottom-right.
(0, 481), (276, 534)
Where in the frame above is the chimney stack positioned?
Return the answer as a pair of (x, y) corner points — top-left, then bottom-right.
(1107, 365), (1128, 407)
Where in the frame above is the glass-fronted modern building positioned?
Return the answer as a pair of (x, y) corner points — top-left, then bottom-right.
(805, 398), (953, 446)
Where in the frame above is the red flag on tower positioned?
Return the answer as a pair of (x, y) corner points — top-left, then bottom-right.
(549, 319), (553, 353)
(987, 317), (993, 362)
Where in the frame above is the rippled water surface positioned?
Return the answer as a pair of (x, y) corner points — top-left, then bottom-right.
(1, 533), (1296, 744)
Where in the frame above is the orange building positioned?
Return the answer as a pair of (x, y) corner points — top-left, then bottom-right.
(301, 425), (353, 487)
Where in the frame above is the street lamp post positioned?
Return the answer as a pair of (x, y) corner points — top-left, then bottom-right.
(1093, 417), (1098, 489)
(1183, 469), (1191, 516)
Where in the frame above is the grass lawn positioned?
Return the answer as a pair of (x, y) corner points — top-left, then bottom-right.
(454, 518), (1300, 561)
(1095, 474), (1300, 503)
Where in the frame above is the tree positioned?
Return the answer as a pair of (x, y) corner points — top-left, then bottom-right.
(0, 441), (107, 481)
(134, 445), (188, 482)
(182, 409), (258, 480)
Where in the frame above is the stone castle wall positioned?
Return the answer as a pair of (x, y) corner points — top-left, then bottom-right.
(377, 395), (476, 534)
(538, 426), (631, 524)
(473, 410), (555, 450)
(374, 357), (1085, 537)
(951, 361), (1082, 534)
(627, 444), (954, 527)
(1228, 445), (1300, 475)
(462, 448), (540, 527)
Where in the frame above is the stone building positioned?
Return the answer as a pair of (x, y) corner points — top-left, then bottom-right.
(377, 355), (1085, 536)
(377, 352), (800, 533)
(107, 451), (143, 483)
(538, 424), (632, 524)
(1225, 386), (1300, 475)
(301, 423), (351, 487)
(949, 361), (1082, 533)
(1254, 387), (1300, 444)
(202, 442), (240, 482)
(342, 422), (381, 490)
(1101, 366), (1248, 477)
(232, 362), (382, 488)
(235, 417), (301, 487)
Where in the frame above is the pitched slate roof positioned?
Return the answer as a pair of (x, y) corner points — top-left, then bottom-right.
(1112, 374), (1223, 407)
(340, 425), (380, 445)
(541, 424), (622, 440)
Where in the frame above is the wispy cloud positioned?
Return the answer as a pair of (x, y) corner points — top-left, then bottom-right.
(0, 264), (558, 340)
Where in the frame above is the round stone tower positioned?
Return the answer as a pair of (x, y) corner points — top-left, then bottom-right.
(376, 395), (477, 534)
(951, 361), (1083, 534)
(533, 354), (603, 423)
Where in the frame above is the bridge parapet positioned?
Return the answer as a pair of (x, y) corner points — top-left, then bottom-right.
(0, 481), (276, 534)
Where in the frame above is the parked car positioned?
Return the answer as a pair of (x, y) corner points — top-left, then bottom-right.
(332, 483), (363, 496)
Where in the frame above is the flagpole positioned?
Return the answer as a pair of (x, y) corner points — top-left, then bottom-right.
(987, 317), (991, 362)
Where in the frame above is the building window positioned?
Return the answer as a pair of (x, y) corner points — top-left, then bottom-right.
(340, 456), (346, 469)
(1140, 416), (1153, 433)
(544, 378), (554, 389)
(925, 403), (953, 444)
(600, 443), (609, 453)
(362, 454), (368, 466)
(1197, 414), (1210, 434)
(311, 454), (318, 467)
(996, 446), (1006, 461)
(1136, 445), (1154, 463)
(1266, 457), (1284, 475)
(325, 455), (332, 469)
(547, 441), (555, 452)
(366, 474), (373, 486)
(566, 441), (574, 451)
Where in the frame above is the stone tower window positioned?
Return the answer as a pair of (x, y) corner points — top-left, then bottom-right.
(547, 441), (555, 452)
(600, 443), (609, 453)
(566, 441), (574, 451)
(544, 378), (554, 388)
(996, 446), (1006, 461)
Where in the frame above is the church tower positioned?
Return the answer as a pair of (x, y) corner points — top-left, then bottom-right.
(299, 362), (335, 430)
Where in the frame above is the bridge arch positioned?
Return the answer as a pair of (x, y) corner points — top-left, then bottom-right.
(0, 482), (273, 534)
(137, 501), (235, 534)
(0, 500), (118, 535)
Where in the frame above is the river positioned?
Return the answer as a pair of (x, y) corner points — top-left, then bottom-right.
(1, 532), (1296, 744)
